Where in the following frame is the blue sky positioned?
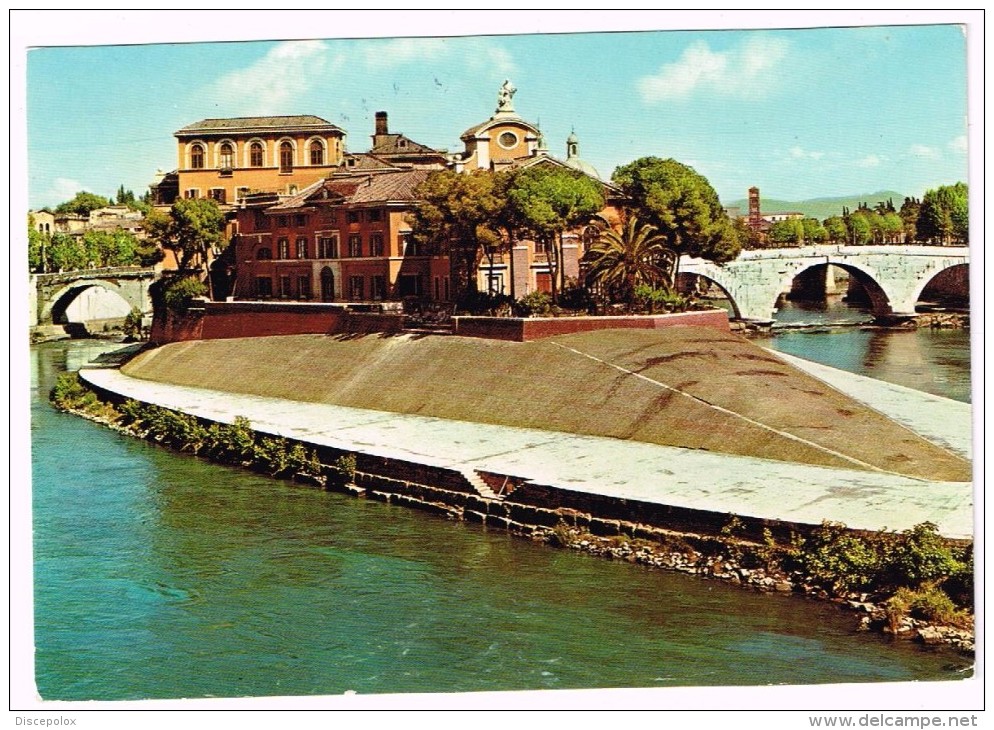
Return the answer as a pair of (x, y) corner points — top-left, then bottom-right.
(20, 12), (973, 210)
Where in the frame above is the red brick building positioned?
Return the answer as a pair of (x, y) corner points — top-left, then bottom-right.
(232, 168), (450, 304)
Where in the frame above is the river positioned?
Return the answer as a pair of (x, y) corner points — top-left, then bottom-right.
(27, 319), (973, 702)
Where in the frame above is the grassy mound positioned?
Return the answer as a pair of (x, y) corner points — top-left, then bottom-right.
(122, 328), (971, 482)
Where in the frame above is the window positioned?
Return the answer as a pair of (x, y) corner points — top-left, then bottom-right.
(349, 276), (364, 300)
(370, 275), (387, 301)
(369, 233), (384, 257)
(367, 209), (382, 222)
(498, 131), (518, 149)
(399, 232), (422, 256)
(280, 141), (294, 173)
(250, 142), (264, 168)
(190, 144), (205, 169)
(318, 236), (338, 259)
(280, 275), (292, 298)
(256, 277), (273, 298)
(209, 188), (226, 204)
(320, 268), (335, 301)
(184, 189), (200, 199)
(347, 210), (361, 224)
(256, 247), (272, 260)
(348, 234), (362, 257)
(254, 211), (270, 230)
(310, 140), (325, 166)
(295, 214), (307, 227)
(398, 274), (423, 297)
(277, 238), (289, 259)
(276, 215), (288, 228)
(295, 237), (308, 259)
(219, 142), (234, 171)
(298, 276), (312, 300)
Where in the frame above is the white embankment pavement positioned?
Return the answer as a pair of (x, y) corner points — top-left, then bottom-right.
(81, 352), (974, 540)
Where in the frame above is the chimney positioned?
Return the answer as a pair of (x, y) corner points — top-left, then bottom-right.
(375, 111), (388, 136)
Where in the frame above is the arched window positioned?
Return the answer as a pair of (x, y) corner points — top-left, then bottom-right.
(256, 247), (272, 260)
(280, 142), (294, 173)
(250, 142), (264, 167)
(190, 144), (205, 169)
(310, 140), (325, 166)
(219, 142), (234, 169)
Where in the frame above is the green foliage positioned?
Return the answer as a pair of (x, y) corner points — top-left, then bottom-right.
(163, 276), (208, 313)
(882, 522), (962, 588)
(919, 183), (968, 244)
(147, 199), (225, 293)
(333, 453), (357, 483)
(633, 285), (690, 314)
(54, 191), (112, 216)
(584, 216), (675, 308)
(794, 521), (883, 593)
(823, 216), (848, 244)
(556, 279), (594, 313)
(254, 436), (293, 476)
(47, 232), (89, 271)
(515, 290), (553, 317)
(611, 157), (741, 270)
(122, 308), (145, 341)
(50, 372), (93, 409)
(886, 585), (968, 628)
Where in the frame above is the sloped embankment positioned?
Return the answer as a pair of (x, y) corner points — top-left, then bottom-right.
(121, 328), (971, 482)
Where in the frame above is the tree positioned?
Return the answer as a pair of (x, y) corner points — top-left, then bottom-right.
(411, 170), (505, 303)
(583, 216), (675, 310)
(846, 210), (873, 245)
(146, 198), (226, 297)
(823, 216), (848, 245)
(899, 197), (922, 243)
(611, 157), (740, 283)
(802, 217), (828, 244)
(919, 183), (968, 245)
(768, 219), (804, 246)
(47, 232), (89, 271)
(507, 165), (604, 302)
(54, 191), (111, 217)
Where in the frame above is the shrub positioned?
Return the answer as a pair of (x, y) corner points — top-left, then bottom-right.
(457, 289), (512, 316)
(515, 290), (553, 317)
(882, 522), (963, 589)
(333, 453), (357, 483)
(122, 307), (145, 340)
(50, 372), (90, 409)
(557, 279), (594, 312)
(794, 521), (883, 594)
(886, 585), (968, 628)
(163, 276), (207, 313)
(254, 436), (292, 476)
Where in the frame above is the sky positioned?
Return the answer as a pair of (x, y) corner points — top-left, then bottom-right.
(18, 12), (974, 211)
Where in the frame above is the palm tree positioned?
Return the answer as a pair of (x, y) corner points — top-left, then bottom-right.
(583, 216), (675, 310)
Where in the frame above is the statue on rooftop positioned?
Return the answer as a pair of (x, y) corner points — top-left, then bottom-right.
(496, 79), (516, 113)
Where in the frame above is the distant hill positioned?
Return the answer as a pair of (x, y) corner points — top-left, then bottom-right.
(724, 191), (906, 221)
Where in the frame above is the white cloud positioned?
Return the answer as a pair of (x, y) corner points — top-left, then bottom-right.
(207, 41), (343, 114)
(855, 154), (882, 168)
(50, 177), (84, 201)
(363, 37), (450, 68)
(789, 146), (824, 160)
(638, 36), (790, 103)
(948, 135), (968, 154)
(909, 143), (941, 160)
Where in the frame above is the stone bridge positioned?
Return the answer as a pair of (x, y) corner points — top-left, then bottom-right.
(30, 266), (158, 327)
(679, 245), (970, 322)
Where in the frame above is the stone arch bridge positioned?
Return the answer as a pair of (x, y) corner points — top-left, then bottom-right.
(30, 266), (158, 327)
(679, 245), (969, 322)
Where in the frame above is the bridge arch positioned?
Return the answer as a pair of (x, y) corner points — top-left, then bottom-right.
(676, 271), (742, 319)
(41, 280), (136, 326)
(773, 260), (893, 319)
(909, 263), (970, 310)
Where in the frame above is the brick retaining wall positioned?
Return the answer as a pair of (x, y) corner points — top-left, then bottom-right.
(453, 309), (730, 341)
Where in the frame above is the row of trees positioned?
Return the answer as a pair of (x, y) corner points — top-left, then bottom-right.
(410, 157), (742, 309)
(42, 187), (152, 217)
(758, 183), (968, 248)
(28, 220), (163, 272)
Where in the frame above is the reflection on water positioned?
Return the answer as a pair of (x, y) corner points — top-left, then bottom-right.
(29, 340), (971, 700)
(751, 297), (971, 403)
